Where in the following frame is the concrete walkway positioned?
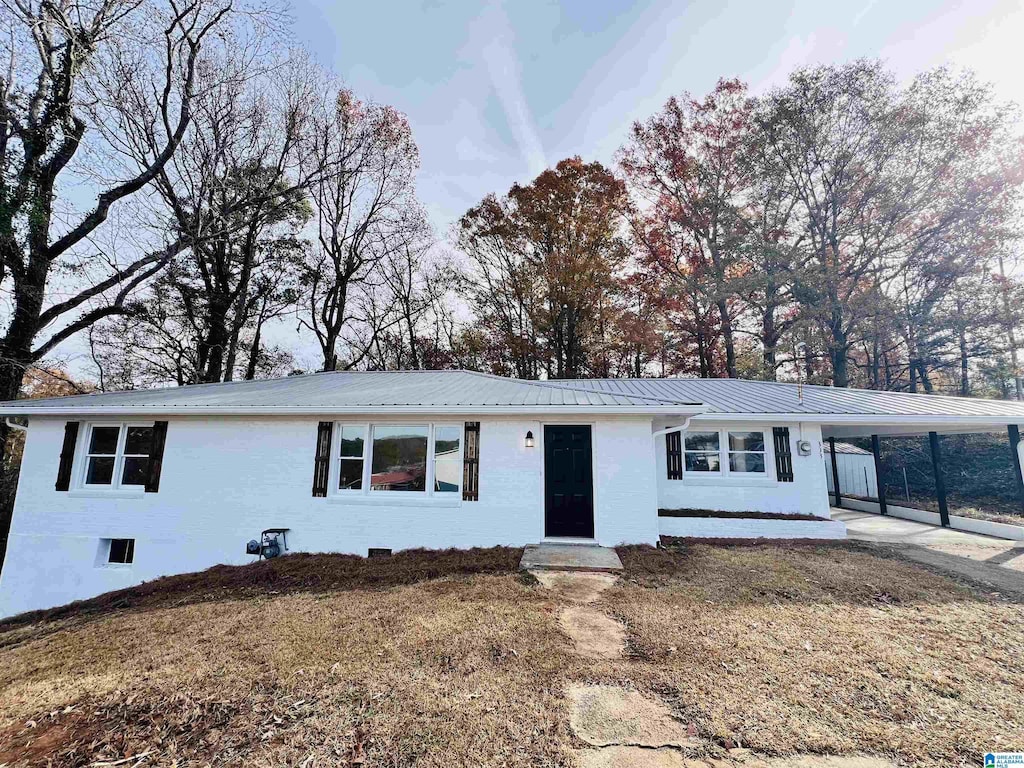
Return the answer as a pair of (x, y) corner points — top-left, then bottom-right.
(834, 506), (1024, 597)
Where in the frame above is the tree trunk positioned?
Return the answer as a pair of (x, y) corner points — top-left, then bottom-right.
(761, 305), (778, 381)
(696, 332), (709, 378)
(997, 255), (1023, 400)
(830, 328), (849, 388)
(245, 324), (263, 381)
(717, 298), (737, 378)
(200, 296), (231, 383)
(959, 328), (970, 397)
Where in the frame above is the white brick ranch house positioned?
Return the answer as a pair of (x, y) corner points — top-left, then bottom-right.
(3, 369), (1024, 617)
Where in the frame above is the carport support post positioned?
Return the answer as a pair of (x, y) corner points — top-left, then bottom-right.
(829, 437), (843, 507)
(871, 434), (887, 516)
(1009, 425), (1024, 514)
(928, 431), (950, 528)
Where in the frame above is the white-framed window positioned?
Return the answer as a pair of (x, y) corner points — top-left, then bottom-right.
(432, 425), (462, 494)
(684, 431), (721, 472)
(333, 423), (462, 497)
(727, 431), (767, 473)
(82, 423), (154, 489)
(677, 428), (768, 477)
(338, 424), (367, 490)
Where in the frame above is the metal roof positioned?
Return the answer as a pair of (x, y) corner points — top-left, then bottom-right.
(542, 377), (1024, 419)
(830, 441), (871, 455)
(3, 370), (1024, 423)
(0, 370), (700, 416)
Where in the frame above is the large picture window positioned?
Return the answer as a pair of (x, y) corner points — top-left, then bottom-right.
(83, 423), (153, 489)
(334, 423), (461, 497)
(371, 426), (428, 491)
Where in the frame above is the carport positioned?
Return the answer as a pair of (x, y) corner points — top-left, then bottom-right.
(823, 415), (1024, 540)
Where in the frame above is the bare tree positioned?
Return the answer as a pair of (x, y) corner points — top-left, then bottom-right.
(0, 0), (239, 465)
(299, 88), (422, 371)
(138, 51), (316, 384)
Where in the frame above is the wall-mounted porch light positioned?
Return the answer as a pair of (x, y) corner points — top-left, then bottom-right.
(525, 430), (535, 448)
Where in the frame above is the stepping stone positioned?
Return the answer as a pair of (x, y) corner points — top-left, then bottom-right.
(532, 571), (618, 603)
(759, 758), (894, 768)
(559, 606), (625, 659)
(575, 749), (893, 768)
(567, 684), (701, 749)
(574, 746), (691, 767)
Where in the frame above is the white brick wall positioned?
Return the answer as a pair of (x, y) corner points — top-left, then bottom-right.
(654, 420), (832, 518)
(0, 414), (660, 616)
(659, 516), (846, 539)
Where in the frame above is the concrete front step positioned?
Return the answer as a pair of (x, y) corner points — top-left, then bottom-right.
(520, 543), (623, 572)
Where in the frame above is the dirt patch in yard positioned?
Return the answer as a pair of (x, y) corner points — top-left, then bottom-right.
(558, 606), (625, 659)
(531, 570), (618, 603)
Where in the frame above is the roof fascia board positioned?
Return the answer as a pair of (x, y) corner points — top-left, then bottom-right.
(0, 404), (709, 417)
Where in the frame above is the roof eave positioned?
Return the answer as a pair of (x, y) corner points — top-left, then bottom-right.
(0, 404), (708, 418)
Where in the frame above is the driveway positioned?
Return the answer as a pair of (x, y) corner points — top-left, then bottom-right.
(834, 506), (1024, 596)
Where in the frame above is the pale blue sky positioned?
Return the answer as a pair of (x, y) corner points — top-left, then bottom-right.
(290, 0), (1024, 235)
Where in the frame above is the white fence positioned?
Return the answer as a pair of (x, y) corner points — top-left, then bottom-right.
(824, 449), (877, 498)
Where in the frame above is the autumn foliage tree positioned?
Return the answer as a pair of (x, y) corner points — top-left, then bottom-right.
(620, 79), (755, 378)
(458, 157), (629, 379)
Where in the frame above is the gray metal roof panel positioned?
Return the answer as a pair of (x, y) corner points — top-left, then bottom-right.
(5, 370), (1024, 420)
(542, 377), (1024, 418)
(831, 441), (871, 455)
(0, 370), (695, 412)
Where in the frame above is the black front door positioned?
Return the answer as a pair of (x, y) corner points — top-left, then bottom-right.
(544, 425), (594, 538)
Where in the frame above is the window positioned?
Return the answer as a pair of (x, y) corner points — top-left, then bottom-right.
(108, 538), (135, 564)
(371, 426), (428, 491)
(433, 426), (461, 493)
(684, 431), (720, 472)
(338, 425), (366, 490)
(84, 424), (152, 488)
(728, 431), (766, 473)
(670, 428), (770, 479)
(332, 423), (461, 497)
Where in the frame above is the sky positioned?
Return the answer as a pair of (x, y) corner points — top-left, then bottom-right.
(31, 0), (1024, 379)
(290, 0), (1024, 237)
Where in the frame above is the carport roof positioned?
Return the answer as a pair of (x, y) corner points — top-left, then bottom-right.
(543, 377), (1024, 419)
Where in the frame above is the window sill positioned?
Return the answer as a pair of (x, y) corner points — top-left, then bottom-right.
(326, 494), (462, 508)
(95, 563), (133, 570)
(670, 476), (777, 488)
(69, 489), (145, 499)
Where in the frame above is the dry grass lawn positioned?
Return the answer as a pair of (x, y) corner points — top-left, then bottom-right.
(0, 542), (1021, 766)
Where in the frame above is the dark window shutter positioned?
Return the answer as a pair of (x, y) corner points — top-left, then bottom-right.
(462, 421), (480, 501)
(666, 430), (682, 480)
(55, 421), (79, 491)
(145, 421), (168, 493)
(312, 421), (333, 497)
(773, 427), (794, 482)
